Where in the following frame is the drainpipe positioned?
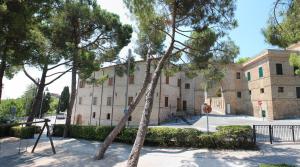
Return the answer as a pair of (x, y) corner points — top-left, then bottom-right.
(98, 70), (104, 126)
(89, 72), (95, 125)
(158, 74), (162, 125)
(111, 66), (116, 127)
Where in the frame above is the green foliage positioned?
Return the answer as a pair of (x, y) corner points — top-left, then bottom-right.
(289, 53), (300, 75)
(49, 97), (59, 115)
(52, 0), (133, 79)
(236, 57), (251, 64)
(10, 126), (35, 139)
(58, 86), (70, 113)
(263, 0), (300, 48)
(0, 98), (26, 119)
(52, 125), (255, 149)
(40, 92), (51, 117)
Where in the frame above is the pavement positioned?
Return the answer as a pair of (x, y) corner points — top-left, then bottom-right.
(0, 135), (300, 167)
(161, 114), (300, 131)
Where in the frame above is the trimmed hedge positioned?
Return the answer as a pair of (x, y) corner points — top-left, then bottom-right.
(53, 125), (256, 149)
(10, 126), (35, 139)
(259, 164), (295, 167)
(0, 124), (40, 138)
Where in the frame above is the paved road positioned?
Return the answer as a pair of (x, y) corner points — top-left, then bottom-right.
(162, 114), (300, 131)
(0, 136), (299, 167)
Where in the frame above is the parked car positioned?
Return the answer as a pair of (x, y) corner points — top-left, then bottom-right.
(56, 112), (66, 119)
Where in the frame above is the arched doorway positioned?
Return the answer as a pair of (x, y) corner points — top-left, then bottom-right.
(76, 114), (82, 125)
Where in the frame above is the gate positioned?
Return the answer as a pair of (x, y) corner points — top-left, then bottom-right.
(253, 125), (300, 144)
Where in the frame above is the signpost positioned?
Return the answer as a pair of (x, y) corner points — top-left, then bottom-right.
(203, 104), (212, 133)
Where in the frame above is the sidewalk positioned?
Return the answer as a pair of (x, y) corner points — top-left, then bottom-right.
(0, 136), (299, 167)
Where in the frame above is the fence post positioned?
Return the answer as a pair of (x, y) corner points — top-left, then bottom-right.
(253, 125), (256, 144)
(269, 125), (273, 144)
(292, 126), (295, 142)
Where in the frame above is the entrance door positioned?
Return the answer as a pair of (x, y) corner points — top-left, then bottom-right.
(183, 100), (187, 111)
(177, 98), (181, 111)
(226, 104), (231, 114)
(76, 114), (82, 125)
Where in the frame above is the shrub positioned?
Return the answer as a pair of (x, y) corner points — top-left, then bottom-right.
(52, 124), (255, 149)
(10, 126), (35, 139)
(259, 164), (295, 167)
(0, 125), (11, 137)
(53, 124), (64, 137)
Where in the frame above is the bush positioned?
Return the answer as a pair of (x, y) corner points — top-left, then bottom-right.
(52, 124), (255, 149)
(10, 126), (35, 139)
(259, 164), (295, 167)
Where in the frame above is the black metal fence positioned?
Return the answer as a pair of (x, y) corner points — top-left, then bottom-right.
(253, 125), (300, 144)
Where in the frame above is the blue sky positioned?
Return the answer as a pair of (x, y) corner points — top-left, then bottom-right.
(3, 0), (279, 99)
(230, 0), (278, 58)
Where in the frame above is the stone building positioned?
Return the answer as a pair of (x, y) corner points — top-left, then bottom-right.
(208, 43), (300, 120)
(71, 60), (205, 126)
(72, 43), (300, 125)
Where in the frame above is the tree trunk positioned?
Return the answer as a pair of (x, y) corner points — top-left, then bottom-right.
(0, 56), (6, 103)
(94, 57), (152, 160)
(126, 2), (177, 165)
(26, 64), (48, 126)
(63, 61), (77, 137)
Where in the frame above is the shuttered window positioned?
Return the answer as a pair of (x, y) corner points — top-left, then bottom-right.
(259, 67), (263, 78)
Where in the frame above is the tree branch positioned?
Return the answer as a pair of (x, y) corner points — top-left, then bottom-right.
(23, 66), (39, 86)
(45, 68), (72, 86)
(47, 60), (72, 71)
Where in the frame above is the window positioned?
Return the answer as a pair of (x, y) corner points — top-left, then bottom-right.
(92, 112), (96, 118)
(185, 83), (190, 89)
(79, 97), (82, 104)
(247, 72), (251, 81)
(128, 116), (132, 121)
(166, 76), (169, 84)
(278, 87), (284, 93)
(128, 96), (133, 105)
(249, 90), (252, 95)
(106, 113), (110, 120)
(177, 79), (181, 87)
(165, 97), (169, 107)
(92, 97), (97, 105)
(297, 87), (300, 98)
(107, 97), (112, 106)
(294, 66), (299, 76)
(260, 88), (264, 93)
(236, 72), (241, 79)
(276, 64), (283, 75)
(129, 75), (134, 84)
(237, 91), (242, 98)
(108, 77), (113, 86)
(259, 67), (264, 78)
(79, 80), (85, 88)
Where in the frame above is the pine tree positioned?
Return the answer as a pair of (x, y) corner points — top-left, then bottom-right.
(52, 0), (132, 137)
(58, 86), (70, 113)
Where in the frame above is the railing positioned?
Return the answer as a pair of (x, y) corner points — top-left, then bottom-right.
(253, 125), (300, 144)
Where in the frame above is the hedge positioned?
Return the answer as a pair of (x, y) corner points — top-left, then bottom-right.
(0, 124), (41, 138)
(9, 126), (35, 139)
(259, 164), (295, 167)
(53, 125), (256, 149)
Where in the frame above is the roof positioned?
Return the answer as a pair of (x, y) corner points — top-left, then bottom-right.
(287, 42), (300, 50)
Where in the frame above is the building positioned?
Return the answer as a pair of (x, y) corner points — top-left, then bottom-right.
(72, 43), (300, 125)
(208, 42), (300, 120)
(71, 60), (205, 126)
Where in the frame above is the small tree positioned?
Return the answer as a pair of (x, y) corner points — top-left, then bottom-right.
(58, 86), (70, 113)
